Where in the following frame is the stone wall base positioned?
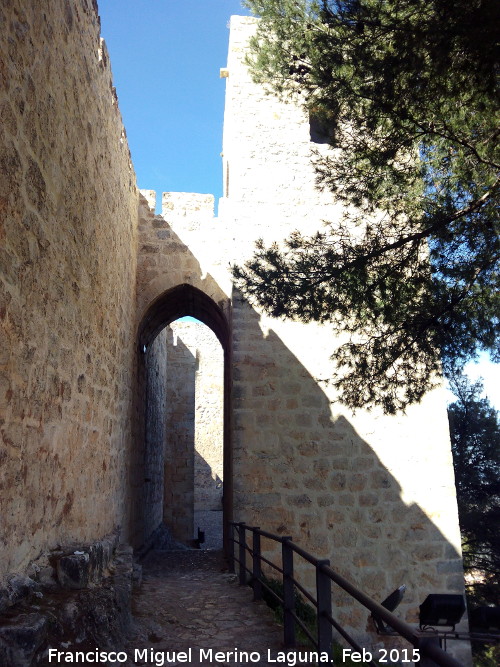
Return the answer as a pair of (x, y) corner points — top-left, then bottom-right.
(0, 536), (136, 666)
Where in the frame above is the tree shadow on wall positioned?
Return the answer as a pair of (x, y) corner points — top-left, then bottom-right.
(230, 289), (467, 645)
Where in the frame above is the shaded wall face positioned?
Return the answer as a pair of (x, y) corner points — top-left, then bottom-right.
(0, 0), (138, 581)
(143, 330), (168, 541)
(231, 299), (465, 631)
(133, 193), (232, 549)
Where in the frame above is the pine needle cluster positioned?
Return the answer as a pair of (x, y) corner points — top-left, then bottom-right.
(233, 0), (499, 413)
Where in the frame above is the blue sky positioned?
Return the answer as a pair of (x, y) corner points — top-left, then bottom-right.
(98, 1), (249, 211)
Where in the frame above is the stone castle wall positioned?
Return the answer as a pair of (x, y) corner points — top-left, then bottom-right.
(168, 320), (224, 514)
(163, 326), (196, 543)
(0, 5), (469, 660)
(143, 329), (168, 541)
(0, 0), (138, 583)
(133, 190), (231, 547)
(139, 317), (224, 545)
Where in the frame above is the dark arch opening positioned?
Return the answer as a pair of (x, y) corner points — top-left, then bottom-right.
(133, 284), (232, 556)
(139, 283), (230, 351)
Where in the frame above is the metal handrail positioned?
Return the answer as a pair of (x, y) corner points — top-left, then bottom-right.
(229, 521), (465, 667)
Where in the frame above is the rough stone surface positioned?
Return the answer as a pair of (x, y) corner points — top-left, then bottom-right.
(0, 576), (40, 615)
(124, 550), (284, 666)
(163, 325), (196, 544)
(193, 510), (223, 551)
(0, 0), (138, 584)
(0, 613), (48, 667)
(0, 540), (134, 666)
(56, 553), (91, 591)
(218, 23), (467, 656)
(143, 330), (168, 543)
(174, 321), (223, 513)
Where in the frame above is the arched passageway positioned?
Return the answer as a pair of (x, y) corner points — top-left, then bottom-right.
(132, 284), (232, 555)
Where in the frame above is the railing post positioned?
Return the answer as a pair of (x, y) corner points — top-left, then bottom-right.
(282, 537), (296, 647)
(316, 560), (333, 658)
(228, 522), (235, 573)
(239, 522), (247, 585)
(252, 528), (262, 601)
(416, 636), (441, 667)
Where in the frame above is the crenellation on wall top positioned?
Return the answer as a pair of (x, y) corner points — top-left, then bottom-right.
(140, 190), (216, 221)
(162, 192), (215, 222)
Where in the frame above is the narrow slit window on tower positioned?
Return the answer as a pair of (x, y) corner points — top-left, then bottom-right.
(309, 111), (330, 144)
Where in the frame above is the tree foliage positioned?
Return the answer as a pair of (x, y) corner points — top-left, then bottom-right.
(447, 372), (500, 608)
(233, 0), (500, 413)
(449, 378), (500, 667)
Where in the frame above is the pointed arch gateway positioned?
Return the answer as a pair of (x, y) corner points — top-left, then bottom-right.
(134, 284), (232, 555)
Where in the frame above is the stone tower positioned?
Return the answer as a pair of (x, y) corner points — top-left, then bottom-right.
(225, 15), (467, 646)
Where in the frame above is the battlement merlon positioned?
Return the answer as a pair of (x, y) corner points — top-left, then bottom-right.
(139, 189), (215, 223)
(162, 192), (214, 224)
